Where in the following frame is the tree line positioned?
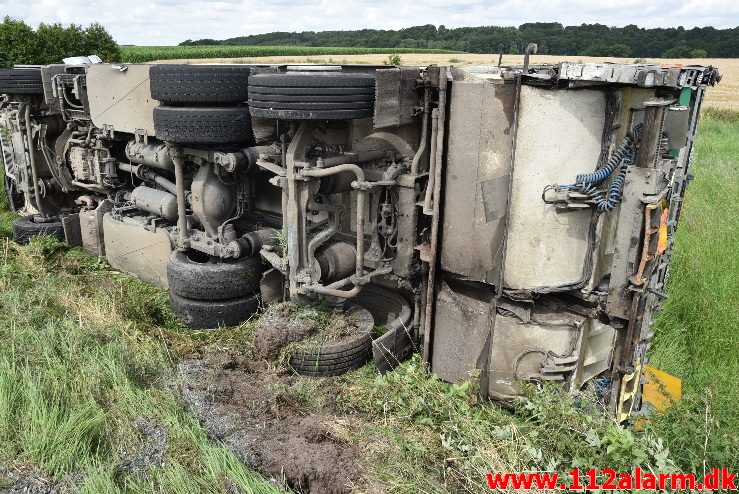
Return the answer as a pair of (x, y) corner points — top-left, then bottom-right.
(181, 22), (739, 58)
(0, 17), (120, 68)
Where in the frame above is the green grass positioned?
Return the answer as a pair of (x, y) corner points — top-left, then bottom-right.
(0, 180), (282, 491)
(647, 108), (739, 470)
(121, 45), (457, 63)
(0, 110), (735, 492)
(340, 360), (674, 493)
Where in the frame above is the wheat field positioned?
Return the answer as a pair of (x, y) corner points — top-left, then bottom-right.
(152, 53), (736, 111)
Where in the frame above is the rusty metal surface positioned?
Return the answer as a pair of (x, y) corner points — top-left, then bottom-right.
(605, 164), (671, 319)
(431, 277), (495, 383)
(440, 80), (515, 284)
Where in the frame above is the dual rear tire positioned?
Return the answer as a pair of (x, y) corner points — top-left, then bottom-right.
(248, 71), (376, 120)
(150, 65), (379, 144)
(150, 65), (256, 145)
(167, 250), (264, 329)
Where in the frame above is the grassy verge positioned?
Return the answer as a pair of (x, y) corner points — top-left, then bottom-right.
(0, 186), (281, 491)
(120, 45), (457, 63)
(340, 362), (673, 493)
(647, 108), (739, 470)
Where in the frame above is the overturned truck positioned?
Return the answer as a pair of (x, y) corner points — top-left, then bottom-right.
(0, 55), (720, 421)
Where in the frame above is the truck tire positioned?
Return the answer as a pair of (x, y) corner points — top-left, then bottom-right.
(12, 215), (65, 245)
(286, 304), (374, 376)
(0, 68), (43, 95)
(153, 106), (256, 144)
(169, 292), (260, 329)
(248, 72), (376, 120)
(150, 64), (251, 104)
(289, 351), (371, 377)
(167, 250), (263, 301)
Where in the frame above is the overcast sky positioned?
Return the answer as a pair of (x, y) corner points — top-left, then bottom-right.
(1, 0), (736, 45)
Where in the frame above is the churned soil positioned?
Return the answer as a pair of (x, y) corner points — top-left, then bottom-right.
(178, 303), (378, 492)
(251, 304), (321, 361)
(178, 351), (362, 493)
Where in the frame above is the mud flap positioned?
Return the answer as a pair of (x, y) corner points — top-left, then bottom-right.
(62, 213), (82, 247)
(372, 323), (414, 374)
(260, 268), (285, 305)
(80, 200), (113, 256)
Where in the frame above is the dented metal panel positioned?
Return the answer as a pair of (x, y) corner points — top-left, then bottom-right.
(431, 277), (495, 383)
(487, 308), (584, 400)
(440, 80), (515, 283)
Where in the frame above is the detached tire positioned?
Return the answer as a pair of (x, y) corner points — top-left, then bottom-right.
(167, 250), (263, 301)
(287, 304), (374, 376)
(0, 68), (43, 95)
(12, 215), (64, 245)
(170, 292), (260, 329)
(290, 354), (371, 376)
(248, 72), (376, 120)
(153, 106), (255, 144)
(150, 64), (251, 104)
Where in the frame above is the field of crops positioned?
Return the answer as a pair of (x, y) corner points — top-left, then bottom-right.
(120, 45), (456, 63)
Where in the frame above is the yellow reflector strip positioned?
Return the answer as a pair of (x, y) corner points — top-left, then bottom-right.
(657, 208), (669, 255)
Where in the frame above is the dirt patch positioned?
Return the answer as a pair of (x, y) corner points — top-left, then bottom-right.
(114, 417), (168, 480)
(251, 303), (321, 360)
(0, 471), (84, 494)
(178, 349), (364, 494)
(252, 303), (372, 364)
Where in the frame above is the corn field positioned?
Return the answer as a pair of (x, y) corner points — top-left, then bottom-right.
(120, 45), (456, 63)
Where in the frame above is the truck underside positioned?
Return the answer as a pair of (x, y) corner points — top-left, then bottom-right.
(0, 57), (720, 421)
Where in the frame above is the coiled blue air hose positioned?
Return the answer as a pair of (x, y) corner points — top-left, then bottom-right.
(574, 140), (629, 185)
(553, 124), (644, 212)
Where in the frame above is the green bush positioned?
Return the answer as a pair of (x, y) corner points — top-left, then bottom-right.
(0, 17), (38, 67)
(387, 53), (402, 65)
(662, 42), (707, 59)
(0, 17), (120, 67)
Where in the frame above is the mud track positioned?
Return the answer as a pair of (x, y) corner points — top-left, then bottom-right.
(178, 349), (363, 494)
